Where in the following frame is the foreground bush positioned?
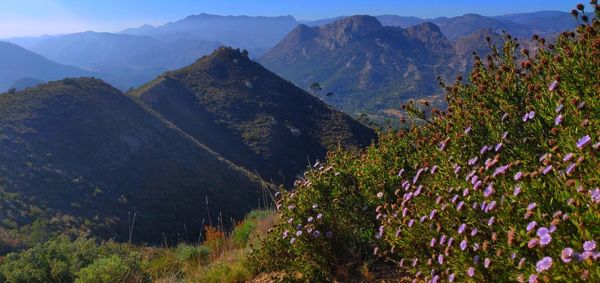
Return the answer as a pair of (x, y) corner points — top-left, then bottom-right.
(253, 4), (600, 282)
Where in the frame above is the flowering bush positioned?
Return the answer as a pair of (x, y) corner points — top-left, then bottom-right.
(253, 4), (600, 282)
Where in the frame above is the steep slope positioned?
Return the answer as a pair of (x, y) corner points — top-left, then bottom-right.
(259, 16), (456, 114)
(29, 32), (220, 89)
(121, 14), (299, 56)
(0, 78), (266, 243)
(131, 47), (375, 186)
(0, 41), (92, 91)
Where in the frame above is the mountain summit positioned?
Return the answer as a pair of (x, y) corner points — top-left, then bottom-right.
(131, 47), (375, 185)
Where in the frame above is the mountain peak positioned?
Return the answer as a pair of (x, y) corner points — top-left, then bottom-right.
(317, 15), (383, 48)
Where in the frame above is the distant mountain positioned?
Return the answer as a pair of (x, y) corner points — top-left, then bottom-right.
(131, 47), (375, 185)
(120, 14), (299, 56)
(259, 16), (456, 115)
(10, 77), (45, 90)
(430, 13), (524, 40)
(0, 78), (266, 243)
(494, 11), (588, 36)
(0, 41), (93, 92)
(28, 32), (221, 89)
(376, 15), (427, 28)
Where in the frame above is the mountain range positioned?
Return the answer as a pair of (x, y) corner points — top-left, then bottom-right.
(0, 48), (374, 243)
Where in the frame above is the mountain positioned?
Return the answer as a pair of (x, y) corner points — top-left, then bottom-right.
(131, 47), (375, 186)
(28, 32), (221, 89)
(259, 16), (456, 115)
(120, 14), (300, 56)
(376, 15), (428, 28)
(494, 11), (588, 36)
(10, 77), (46, 90)
(0, 41), (93, 91)
(429, 13), (525, 40)
(0, 78), (266, 243)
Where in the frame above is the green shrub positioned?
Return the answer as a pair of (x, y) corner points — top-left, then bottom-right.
(175, 244), (211, 264)
(75, 255), (138, 283)
(254, 5), (600, 282)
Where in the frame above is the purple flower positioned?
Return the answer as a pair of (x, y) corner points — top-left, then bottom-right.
(290, 237), (296, 244)
(448, 273), (455, 282)
(542, 165), (553, 175)
(561, 248), (574, 263)
(495, 143), (503, 152)
(540, 234), (552, 246)
(398, 168), (405, 177)
(484, 258), (491, 268)
(454, 165), (461, 174)
(487, 217), (495, 226)
(408, 219), (415, 227)
(457, 201), (464, 211)
(468, 157), (478, 166)
(535, 257), (553, 272)
(577, 135), (592, 148)
(548, 80), (558, 91)
(307, 216), (314, 222)
(527, 203), (537, 211)
(470, 228), (478, 236)
(429, 209), (437, 220)
(502, 131), (509, 140)
(317, 213), (323, 219)
(502, 113), (509, 121)
(282, 230), (289, 239)
(440, 235), (447, 245)
(563, 153), (574, 162)
(480, 145), (490, 155)
(431, 165), (438, 174)
(313, 230), (321, 237)
(527, 221), (537, 232)
(464, 126), (472, 134)
(565, 163), (576, 175)
(438, 254), (444, 265)
(529, 274), (538, 283)
(287, 217), (294, 223)
(555, 103), (564, 112)
(483, 184), (494, 197)
(296, 230), (303, 236)
(583, 240), (596, 251)
(430, 237), (437, 247)
(325, 231), (333, 238)
(451, 194), (459, 203)
(591, 188), (600, 204)
(514, 171), (523, 181)
(460, 240), (468, 250)
(514, 185), (522, 196)
(458, 223), (467, 234)
(536, 227), (549, 237)
(467, 267), (475, 277)
(555, 114), (563, 126)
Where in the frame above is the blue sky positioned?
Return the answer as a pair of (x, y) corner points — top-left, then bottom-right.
(0, 0), (585, 38)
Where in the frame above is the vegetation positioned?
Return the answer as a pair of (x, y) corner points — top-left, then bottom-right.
(253, 4), (600, 281)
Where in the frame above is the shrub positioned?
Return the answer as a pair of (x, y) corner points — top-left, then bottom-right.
(75, 255), (135, 283)
(175, 244), (211, 264)
(254, 5), (600, 282)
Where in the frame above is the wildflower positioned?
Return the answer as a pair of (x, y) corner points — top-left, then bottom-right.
(464, 126), (472, 134)
(438, 254), (444, 265)
(312, 204), (318, 209)
(583, 240), (596, 251)
(548, 80), (558, 91)
(317, 213), (323, 219)
(576, 135), (591, 148)
(290, 237), (296, 244)
(457, 201), (464, 211)
(536, 227), (549, 237)
(542, 165), (553, 175)
(468, 157), (478, 166)
(527, 203), (537, 211)
(561, 248), (574, 263)
(377, 192), (384, 198)
(527, 221), (537, 232)
(287, 218), (294, 223)
(458, 223), (467, 234)
(429, 209), (437, 220)
(448, 273), (455, 282)
(540, 234), (552, 246)
(402, 207), (408, 217)
(565, 163), (576, 175)
(460, 240), (468, 250)
(535, 257), (553, 272)
(373, 247), (379, 255)
(398, 168), (405, 177)
(514, 185), (522, 196)
(529, 274), (538, 283)
(325, 231), (333, 238)
(282, 230), (289, 239)
(463, 188), (470, 196)
(454, 165), (461, 174)
(563, 153), (574, 162)
(473, 255), (479, 264)
(502, 113), (509, 121)
(471, 228), (478, 236)
(555, 114), (563, 126)
(451, 194), (459, 203)
(495, 143), (503, 152)
(577, 102), (585, 110)
(514, 171), (523, 181)
(307, 216), (314, 222)
(487, 217), (495, 226)
(591, 188), (600, 204)
(518, 258), (526, 267)
(502, 131), (509, 140)
(447, 237), (454, 247)
(480, 145), (490, 155)
(467, 267), (475, 277)
(431, 165), (438, 174)
(440, 235), (447, 245)
(486, 201), (497, 212)
(296, 230), (302, 236)
(483, 184), (494, 197)
(484, 258), (491, 268)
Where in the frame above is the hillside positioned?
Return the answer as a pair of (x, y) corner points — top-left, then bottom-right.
(0, 78), (266, 244)
(253, 7), (600, 281)
(259, 16), (457, 115)
(131, 47), (375, 186)
(0, 41), (92, 91)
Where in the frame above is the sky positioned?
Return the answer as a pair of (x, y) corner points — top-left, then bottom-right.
(0, 0), (586, 38)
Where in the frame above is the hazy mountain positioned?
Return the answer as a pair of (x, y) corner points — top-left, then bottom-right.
(0, 78), (266, 243)
(429, 13), (525, 40)
(494, 11), (586, 36)
(10, 77), (46, 90)
(28, 32), (220, 89)
(131, 47), (375, 185)
(259, 16), (456, 115)
(120, 14), (300, 56)
(0, 41), (93, 91)
(376, 15), (427, 28)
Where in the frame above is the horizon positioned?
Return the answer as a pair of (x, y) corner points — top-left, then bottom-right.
(0, 0), (584, 38)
